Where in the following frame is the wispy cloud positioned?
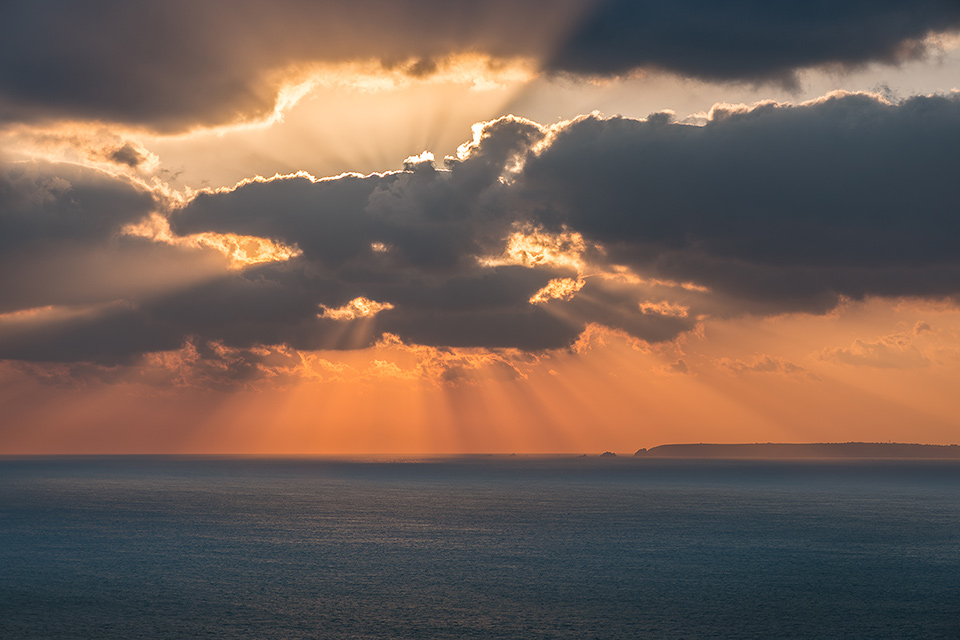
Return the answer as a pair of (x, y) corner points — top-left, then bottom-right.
(818, 333), (930, 369)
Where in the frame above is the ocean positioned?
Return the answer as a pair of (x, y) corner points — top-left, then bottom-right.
(1, 456), (958, 639)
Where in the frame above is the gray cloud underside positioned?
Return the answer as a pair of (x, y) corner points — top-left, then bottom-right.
(550, 0), (960, 85)
(0, 162), (154, 255)
(0, 0), (579, 130)
(2, 92), (960, 365)
(523, 92), (960, 313)
(2, 1), (959, 129)
(0, 162), (223, 316)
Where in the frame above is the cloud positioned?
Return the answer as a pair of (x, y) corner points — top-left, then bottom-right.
(3, 2), (960, 130)
(0, 161), (154, 257)
(0, 158), (309, 363)
(0, 160), (202, 316)
(818, 333), (929, 369)
(529, 277), (585, 304)
(914, 320), (933, 334)
(4, 93), (960, 376)
(14, 339), (308, 391)
(319, 297), (395, 321)
(0, 1), (578, 131)
(549, 1), (960, 86)
(665, 358), (688, 374)
(638, 301), (689, 318)
(519, 92), (960, 314)
(14, 332), (542, 391)
(372, 333), (540, 386)
(105, 143), (147, 168)
(0, 126), (161, 176)
(123, 213), (302, 269)
(717, 355), (807, 376)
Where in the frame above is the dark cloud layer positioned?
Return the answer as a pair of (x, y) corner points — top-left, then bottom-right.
(3, 1), (959, 130)
(0, 0), (579, 131)
(550, 0), (960, 85)
(0, 162), (208, 317)
(0, 162), (154, 257)
(522, 92), (960, 313)
(3, 92), (960, 368)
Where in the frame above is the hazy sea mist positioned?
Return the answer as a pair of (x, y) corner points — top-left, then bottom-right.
(2, 456), (958, 639)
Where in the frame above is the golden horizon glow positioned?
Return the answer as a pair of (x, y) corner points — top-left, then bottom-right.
(5, 16), (960, 457)
(4, 296), (958, 455)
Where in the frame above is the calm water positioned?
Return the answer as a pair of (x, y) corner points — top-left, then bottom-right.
(1, 456), (958, 639)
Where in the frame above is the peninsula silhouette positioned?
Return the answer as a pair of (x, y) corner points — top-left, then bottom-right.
(635, 442), (960, 459)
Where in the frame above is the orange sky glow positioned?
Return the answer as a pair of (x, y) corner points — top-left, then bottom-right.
(3, 296), (958, 454)
(2, 3), (960, 454)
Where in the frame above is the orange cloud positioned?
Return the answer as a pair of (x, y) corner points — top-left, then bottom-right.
(123, 213), (302, 268)
(817, 333), (929, 369)
(638, 300), (690, 318)
(716, 354), (809, 377)
(480, 224), (592, 272)
(529, 277), (586, 304)
(319, 297), (395, 321)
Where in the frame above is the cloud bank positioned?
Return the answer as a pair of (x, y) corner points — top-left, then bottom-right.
(2, 1), (959, 130)
(2, 92), (960, 376)
(550, 0), (960, 85)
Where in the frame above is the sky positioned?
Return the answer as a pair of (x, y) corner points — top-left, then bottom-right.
(2, 0), (960, 454)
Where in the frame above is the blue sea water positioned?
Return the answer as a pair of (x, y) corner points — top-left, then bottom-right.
(1, 456), (958, 639)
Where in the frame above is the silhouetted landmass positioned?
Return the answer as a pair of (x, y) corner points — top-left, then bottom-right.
(600, 451), (617, 457)
(636, 443), (960, 459)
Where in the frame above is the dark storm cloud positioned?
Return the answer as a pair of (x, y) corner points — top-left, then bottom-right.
(0, 0), (581, 131)
(174, 116), (545, 272)
(521, 92), (960, 313)
(3, 1), (960, 130)
(0, 115), (677, 363)
(549, 0), (960, 85)
(4, 92), (960, 367)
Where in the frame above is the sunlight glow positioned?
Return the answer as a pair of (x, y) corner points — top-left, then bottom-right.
(0, 303), (113, 325)
(122, 213), (302, 268)
(529, 276), (586, 304)
(305, 54), (537, 94)
(480, 225), (591, 272)
(319, 297), (395, 321)
(403, 150), (436, 165)
(638, 300), (690, 318)
(375, 333), (536, 385)
(164, 54), (538, 139)
(598, 265), (709, 292)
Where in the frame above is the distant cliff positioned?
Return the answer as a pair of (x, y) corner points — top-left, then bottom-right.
(636, 443), (960, 459)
